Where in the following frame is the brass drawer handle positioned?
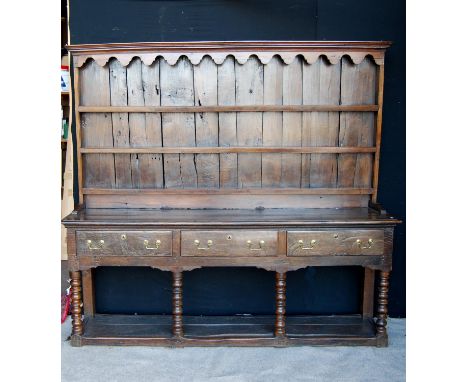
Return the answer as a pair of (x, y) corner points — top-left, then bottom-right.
(247, 240), (265, 251)
(356, 239), (373, 249)
(144, 239), (161, 250)
(298, 239), (317, 250)
(194, 239), (213, 250)
(86, 239), (104, 250)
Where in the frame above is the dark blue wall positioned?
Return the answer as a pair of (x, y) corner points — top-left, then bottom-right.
(69, 0), (405, 317)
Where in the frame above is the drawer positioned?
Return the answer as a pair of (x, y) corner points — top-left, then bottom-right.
(76, 231), (172, 257)
(287, 230), (384, 256)
(181, 230), (278, 257)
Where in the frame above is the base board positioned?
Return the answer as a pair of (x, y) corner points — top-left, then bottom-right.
(71, 314), (387, 347)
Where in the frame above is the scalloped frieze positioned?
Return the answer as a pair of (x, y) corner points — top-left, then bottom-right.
(74, 51), (384, 68)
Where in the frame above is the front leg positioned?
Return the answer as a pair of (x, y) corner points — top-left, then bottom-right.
(172, 271), (184, 338)
(69, 270), (83, 346)
(275, 272), (287, 338)
(375, 270), (390, 346)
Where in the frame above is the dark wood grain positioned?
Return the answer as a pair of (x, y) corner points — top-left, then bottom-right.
(362, 268), (375, 318)
(287, 230), (384, 256)
(70, 253), (391, 273)
(65, 40), (399, 348)
(64, 207), (400, 227)
(181, 230), (278, 257)
(82, 269), (95, 317)
(76, 230), (172, 257)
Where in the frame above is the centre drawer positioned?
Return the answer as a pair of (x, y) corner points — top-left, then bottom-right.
(76, 231), (173, 257)
(181, 230), (278, 257)
(287, 230), (384, 256)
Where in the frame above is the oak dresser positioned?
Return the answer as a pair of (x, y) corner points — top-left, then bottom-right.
(63, 41), (401, 347)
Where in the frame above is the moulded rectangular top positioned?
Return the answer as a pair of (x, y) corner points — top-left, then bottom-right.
(66, 40), (392, 53)
(67, 40), (392, 67)
(62, 208), (401, 228)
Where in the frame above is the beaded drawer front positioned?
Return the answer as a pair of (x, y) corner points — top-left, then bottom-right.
(76, 231), (173, 257)
(181, 230), (278, 257)
(287, 230), (384, 256)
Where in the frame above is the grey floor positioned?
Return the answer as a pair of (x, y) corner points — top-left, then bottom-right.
(61, 317), (405, 382)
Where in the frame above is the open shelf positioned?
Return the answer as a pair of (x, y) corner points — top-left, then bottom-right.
(79, 314), (379, 346)
(285, 315), (375, 338)
(84, 314), (173, 339)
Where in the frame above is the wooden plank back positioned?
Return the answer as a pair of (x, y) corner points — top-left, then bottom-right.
(80, 60), (115, 188)
(160, 57), (197, 188)
(73, 42), (387, 209)
(141, 60), (164, 188)
(235, 57), (264, 188)
(338, 57), (377, 187)
(194, 56), (219, 187)
(281, 56), (303, 187)
(262, 56), (283, 187)
(218, 56), (238, 188)
(109, 59), (132, 188)
(302, 57), (341, 187)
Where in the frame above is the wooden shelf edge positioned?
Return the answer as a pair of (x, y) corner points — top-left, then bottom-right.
(80, 146), (377, 154)
(77, 104), (379, 113)
(82, 187), (375, 196)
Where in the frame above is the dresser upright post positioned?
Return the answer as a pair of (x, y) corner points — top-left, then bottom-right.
(172, 271), (184, 338)
(69, 270), (83, 346)
(376, 270), (390, 344)
(275, 272), (287, 338)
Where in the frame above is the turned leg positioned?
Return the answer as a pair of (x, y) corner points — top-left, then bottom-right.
(172, 271), (183, 337)
(70, 271), (83, 345)
(275, 272), (287, 337)
(376, 271), (390, 336)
